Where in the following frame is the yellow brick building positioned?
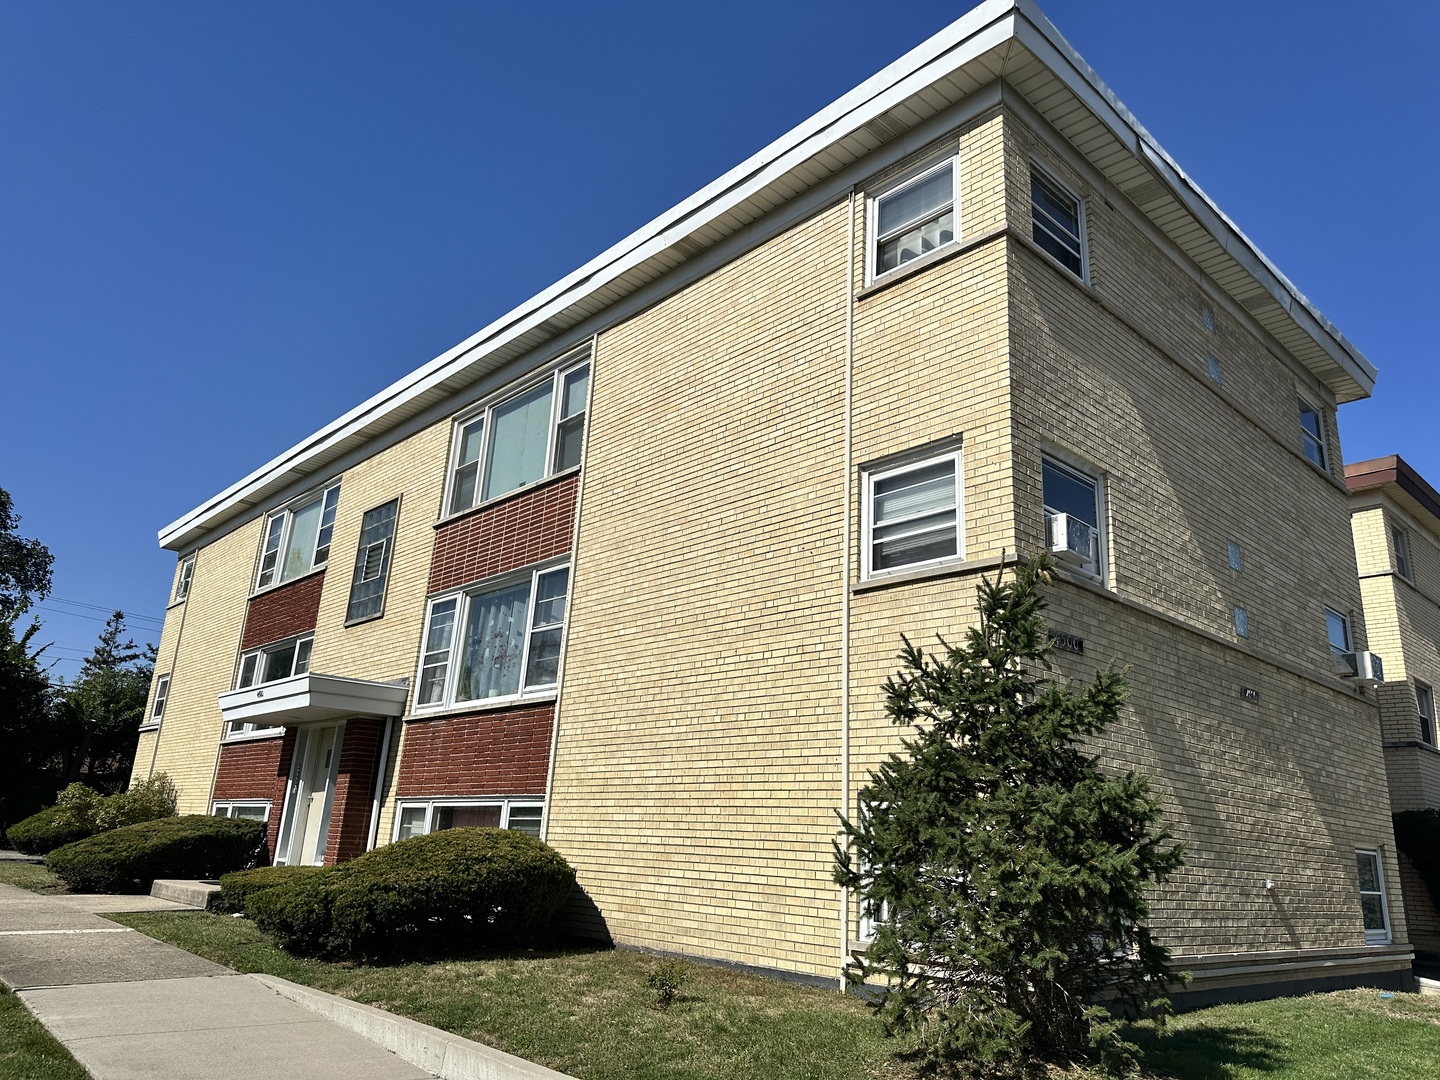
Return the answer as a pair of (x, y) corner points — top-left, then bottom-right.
(132, 0), (1411, 1002)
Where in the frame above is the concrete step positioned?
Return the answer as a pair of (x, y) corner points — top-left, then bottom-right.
(149, 879), (220, 908)
(1418, 976), (1440, 997)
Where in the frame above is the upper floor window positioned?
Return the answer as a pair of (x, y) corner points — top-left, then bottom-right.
(1030, 165), (1085, 279)
(862, 452), (962, 577)
(1298, 398), (1326, 469)
(1355, 850), (1391, 945)
(173, 555), (196, 603)
(1325, 607), (1351, 658)
(1043, 456), (1103, 579)
(150, 674), (171, 723)
(447, 361), (590, 516)
(229, 635), (312, 738)
(256, 484), (341, 591)
(416, 563), (570, 709)
(346, 499), (399, 624)
(1417, 682), (1435, 746)
(870, 158), (956, 279)
(1393, 527), (1412, 580)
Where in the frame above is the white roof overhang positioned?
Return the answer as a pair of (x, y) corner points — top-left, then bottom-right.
(159, 0), (1376, 552)
(217, 673), (410, 728)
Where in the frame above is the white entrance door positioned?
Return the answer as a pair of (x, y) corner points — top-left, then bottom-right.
(278, 725), (339, 866)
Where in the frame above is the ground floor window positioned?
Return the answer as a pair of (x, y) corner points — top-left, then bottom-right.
(212, 800), (271, 822)
(1356, 849), (1391, 945)
(393, 798), (543, 842)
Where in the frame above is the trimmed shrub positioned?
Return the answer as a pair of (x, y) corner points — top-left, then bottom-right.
(210, 865), (324, 914)
(46, 815), (266, 893)
(8, 806), (96, 855)
(249, 828), (576, 961)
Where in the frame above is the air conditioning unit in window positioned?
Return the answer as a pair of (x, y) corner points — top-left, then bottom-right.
(1047, 513), (1095, 565)
(1334, 650), (1385, 685)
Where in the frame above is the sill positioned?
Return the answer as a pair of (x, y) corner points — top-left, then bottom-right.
(249, 565), (326, 602)
(136, 723), (160, 734)
(343, 609), (386, 629)
(854, 553), (1012, 594)
(166, 597), (186, 610)
(857, 225), (1006, 300)
(435, 467), (580, 530)
(407, 691), (558, 723)
(1012, 228), (1094, 291)
(222, 728), (287, 744)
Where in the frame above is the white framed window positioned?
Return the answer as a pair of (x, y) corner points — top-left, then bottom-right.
(416, 562), (570, 709)
(1029, 163), (1085, 279)
(392, 798), (543, 842)
(446, 359), (590, 517)
(174, 555), (196, 603)
(150, 674), (171, 723)
(1393, 527), (1412, 581)
(345, 498), (399, 624)
(256, 484), (341, 591)
(1298, 398), (1327, 470)
(1417, 682), (1435, 746)
(227, 635), (313, 738)
(869, 157), (958, 280)
(1325, 607), (1351, 658)
(862, 451), (963, 578)
(1043, 455), (1104, 579)
(212, 801), (271, 823)
(1355, 849), (1391, 945)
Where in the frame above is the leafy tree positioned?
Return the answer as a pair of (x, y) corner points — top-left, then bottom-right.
(0, 612), (57, 831)
(52, 612), (155, 791)
(0, 487), (54, 617)
(835, 556), (1183, 1078)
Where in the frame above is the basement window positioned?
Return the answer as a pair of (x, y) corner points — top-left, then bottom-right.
(393, 799), (544, 842)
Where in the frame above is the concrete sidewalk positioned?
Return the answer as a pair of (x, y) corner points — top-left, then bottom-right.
(0, 882), (433, 1079)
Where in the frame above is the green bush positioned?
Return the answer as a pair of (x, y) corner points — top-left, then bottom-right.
(210, 865), (324, 914)
(7, 806), (96, 855)
(46, 815), (266, 893)
(249, 828), (576, 961)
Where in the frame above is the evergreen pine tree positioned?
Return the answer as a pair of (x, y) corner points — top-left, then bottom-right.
(835, 556), (1183, 1077)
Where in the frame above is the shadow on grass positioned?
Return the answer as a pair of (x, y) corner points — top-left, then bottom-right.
(1132, 1023), (1287, 1080)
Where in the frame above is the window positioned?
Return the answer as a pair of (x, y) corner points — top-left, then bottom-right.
(1393, 527), (1412, 580)
(1232, 607), (1249, 639)
(1030, 165), (1084, 278)
(256, 484), (341, 590)
(1207, 354), (1222, 384)
(346, 499), (399, 624)
(393, 799), (543, 842)
(1355, 850), (1390, 945)
(150, 674), (171, 723)
(1417, 682), (1435, 746)
(212, 801), (270, 822)
(1325, 607), (1351, 658)
(446, 360), (590, 516)
(1298, 399), (1326, 469)
(863, 452), (962, 577)
(870, 158), (956, 278)
(417, 563), (570, 708)
(174, 555), (196, 602)
(228, 635), (313, 738)
(1227, 541), (1243, 572)
(1043, 456), (1103, 578)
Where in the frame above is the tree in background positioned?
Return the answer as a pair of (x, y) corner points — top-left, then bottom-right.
(0, 486), (54, 617)
(835, 556), (1183, 1078)
(0, 613), (58, 832)
(53, 612), (156, 792)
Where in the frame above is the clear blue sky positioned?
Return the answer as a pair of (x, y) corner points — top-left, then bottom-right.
(3, 0), (1436, 677)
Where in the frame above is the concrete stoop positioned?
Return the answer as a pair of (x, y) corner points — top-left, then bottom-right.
(149, 878), (221, 907)
(252, 974), (578, 1080)
(1418, 976), (1440, 996)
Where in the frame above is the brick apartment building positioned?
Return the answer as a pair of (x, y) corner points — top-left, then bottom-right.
(132, 0), (1413, 1000)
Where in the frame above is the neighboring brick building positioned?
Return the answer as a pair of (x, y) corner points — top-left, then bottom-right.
(132, 0), (1412, 1001)
(1347, 456), (1440, 964)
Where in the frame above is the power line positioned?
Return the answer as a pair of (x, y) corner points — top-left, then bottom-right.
(45, 596), (164, 623)
(34, 605), (162, 630)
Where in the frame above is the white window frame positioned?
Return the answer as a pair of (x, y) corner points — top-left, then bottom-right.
(211, 800), (271, 823)
(443, 356), (590, 519)
(1355, 849), (1391, 945)
(1325, 607), (1351, 658)
(866, 155), (960, 283)
(391, 798), (545, 842)
(861, 450), (964, 580)
(1042, 453), (1106, 581)
(1028, 160), (1087, 281)
(1298, 397), (1327, 470)
(1416, 681), (1435, 747)
(226, 634), (314, 740)
(174, 555), (196, 603)
(414, 560), (571, 711)
(1393, 526), (1412, 581)
(150, 673), (171, 722)
(254, 483), (341, 592)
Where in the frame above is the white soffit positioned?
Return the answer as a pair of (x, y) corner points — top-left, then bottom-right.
(159, 0), (1375, 551)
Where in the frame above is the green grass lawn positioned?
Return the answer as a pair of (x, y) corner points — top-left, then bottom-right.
(0, 860), (66, 894)
(0, 990), (90, 1080)
(108, 909), (1440, 1080)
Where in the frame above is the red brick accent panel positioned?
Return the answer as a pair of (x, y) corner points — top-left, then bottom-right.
(428, 474), (577, 593)
(323, 718), (385, 865)
(395, 703), (553, 797)
(211, 730), (297, 862)
(241, 571), (325, 650)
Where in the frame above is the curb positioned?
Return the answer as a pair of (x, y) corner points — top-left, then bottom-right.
(248, 973), (579, 1080)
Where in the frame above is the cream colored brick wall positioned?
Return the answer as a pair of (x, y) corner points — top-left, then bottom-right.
(133, 521), (263, 813)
